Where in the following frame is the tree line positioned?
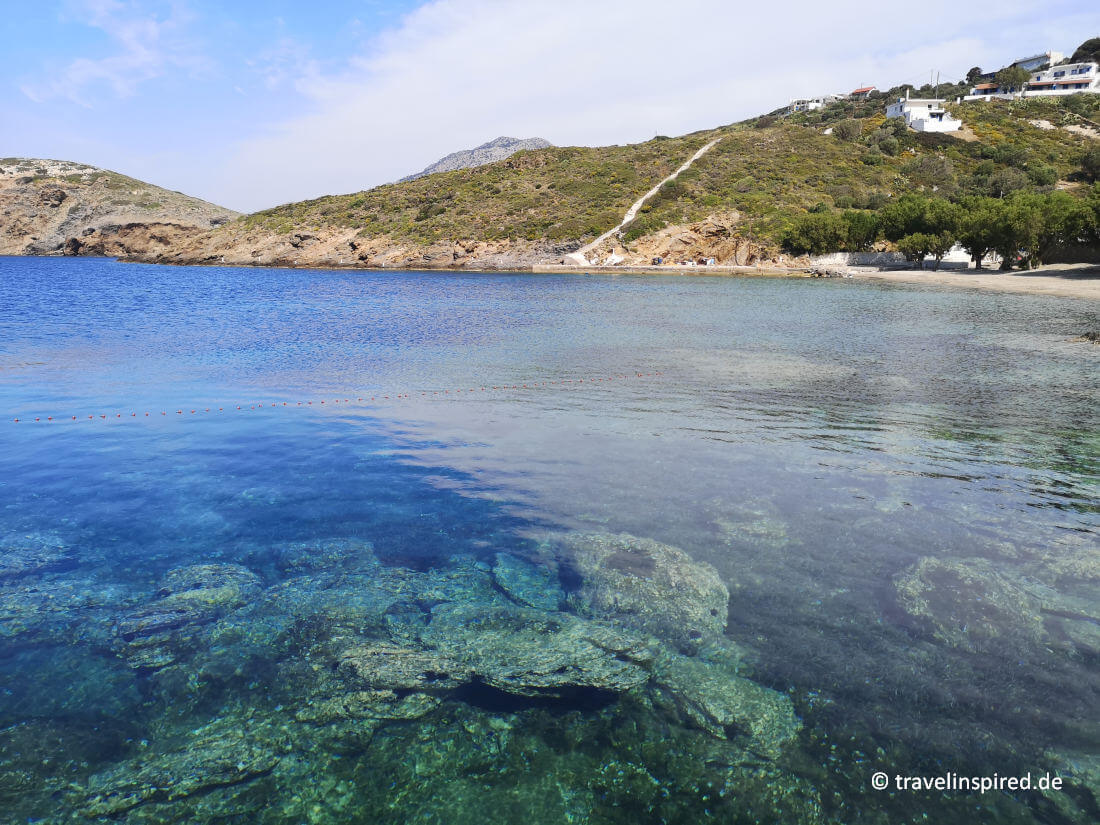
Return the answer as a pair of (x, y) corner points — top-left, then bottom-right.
(782, 187), (1100, 270)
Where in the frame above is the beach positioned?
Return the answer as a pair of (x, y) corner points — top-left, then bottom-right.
(531, 263), (1100, 300)
(848, 263), (1100, 300)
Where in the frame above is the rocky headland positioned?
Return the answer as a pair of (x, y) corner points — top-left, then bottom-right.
(0, 158), (238, 258)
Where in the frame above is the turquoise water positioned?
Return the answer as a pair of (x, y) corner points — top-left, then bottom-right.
(0, 256), (1097, 824)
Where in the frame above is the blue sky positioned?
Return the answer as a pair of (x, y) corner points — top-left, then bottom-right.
(2, 1), (1095, 212)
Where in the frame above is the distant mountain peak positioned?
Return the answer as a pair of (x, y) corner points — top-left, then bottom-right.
(400, 136), (552, 182)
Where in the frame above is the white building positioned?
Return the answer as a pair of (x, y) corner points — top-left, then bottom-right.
(885, 95), (962, 132)
(965, 61), (1100, 100)
(787, 95), (838, 114)
(964, 82), (1018, 101)
(1024, 62), (1100, 97)
(1011, 50), (1064, 71)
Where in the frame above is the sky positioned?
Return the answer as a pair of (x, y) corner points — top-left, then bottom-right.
(1, 0), (1095, 212)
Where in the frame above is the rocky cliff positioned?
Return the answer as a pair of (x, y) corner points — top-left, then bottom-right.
(144, 223), (579, 270)
(0, 158), (238, 257)
(399, 136), (552, 181)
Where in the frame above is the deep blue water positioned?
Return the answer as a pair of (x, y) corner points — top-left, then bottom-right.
(0, 256), (1097, 824)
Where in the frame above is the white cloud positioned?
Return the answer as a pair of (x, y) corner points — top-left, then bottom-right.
(246, 37), (319, 91)
(20, 0), (208, 105)
(201, 0), (1090, 211)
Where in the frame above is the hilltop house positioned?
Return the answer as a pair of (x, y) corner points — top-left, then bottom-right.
(964, 61), (1099, 100)
(1023, 61), (1100, 96)
(885, 94), (962, 132)
(1010, 50), (1064, 71)
(849, 86), (877, 100)
(787, 95), (839, 114)
(965, 82), (1014, 101)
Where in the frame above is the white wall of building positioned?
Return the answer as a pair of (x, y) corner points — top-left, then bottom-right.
(1023, 62), (1099, 97)
(885, 98), (961, 132)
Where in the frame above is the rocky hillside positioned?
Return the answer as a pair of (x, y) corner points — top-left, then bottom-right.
(147, 132), (715, 269)
(399, 136), (552, 182)
(0, 158), (237, 257)
(6, 84), (1098, 271)
(140, 92), (1100, 271)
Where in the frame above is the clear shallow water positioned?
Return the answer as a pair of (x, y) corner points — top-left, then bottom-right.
(0, 256), (1097, 824)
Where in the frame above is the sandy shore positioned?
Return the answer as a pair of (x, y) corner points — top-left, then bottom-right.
(847, 264), (1100, 301)
(533, 262), (1100, 299)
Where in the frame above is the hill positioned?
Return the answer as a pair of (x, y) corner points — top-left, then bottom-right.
(142, 91), (1100, 270)
(0, 158), (238, 257)
(399, 136), (553, 182)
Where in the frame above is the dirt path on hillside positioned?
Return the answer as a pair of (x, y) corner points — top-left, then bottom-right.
(566, 138), (721, 265)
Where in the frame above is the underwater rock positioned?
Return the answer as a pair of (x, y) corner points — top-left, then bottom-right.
(115, 563), (262, 669)
(553, 532), (729, 653)
(1042, 748), (1100, 823)
(334, 603), (654, 699)
(652, 649), (801, 757)
(0, 533), (75, 579)
(1011, 577), (1100, 657)
(1028, 535), (1100, 584)
(293, 688), (445, 754)
(76, 715), (286, 817)
(296, 689), (442, 725)
(420, 603), (655, 697)
(0, 577), (131, 647)
(337, 642), (471, 691)
(491, 551), (564, 610)
(180, 558), (510, 695)
(706, 497), (792, 551)
(894, 557), (1045, 653)
(272, 537), (380, 577)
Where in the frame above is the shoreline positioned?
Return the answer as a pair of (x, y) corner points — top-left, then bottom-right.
(8, 254), (1100, 299)
(846, 264), (1100, 301)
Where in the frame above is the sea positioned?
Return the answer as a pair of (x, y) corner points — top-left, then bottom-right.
(0, 255), (1097, 824)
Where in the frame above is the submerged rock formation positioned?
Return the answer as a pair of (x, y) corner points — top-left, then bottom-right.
(894, 557), (1045, 652)
(894, 556), (1100, 658)
(551, 532), (730, 653)
(77, 714), (287, 818)
(0, 533), (75, 579)
(652, 649), (801, 757)
(21, 533), (815, 823)
(115, 563), (262, 669)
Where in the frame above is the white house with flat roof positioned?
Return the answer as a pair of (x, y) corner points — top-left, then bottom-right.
(964, 81), (1018, 101)
(885, 95), (962, 132)
(965, 61), (1100, 100)
(787, 95), (838, 114)
(1024, 62), (1099, 96)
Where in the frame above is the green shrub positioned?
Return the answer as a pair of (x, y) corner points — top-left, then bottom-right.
(1082, 146), (1100, 182)
(896, 231), (954, 269)
(833, 119), (863, 142)
(1027, 164), (1058, 186)
(841, 210), (879, 251)
(988, 168), (1029, 197)
(862, 148), (884, 165)
(782, 211), (848, 254)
